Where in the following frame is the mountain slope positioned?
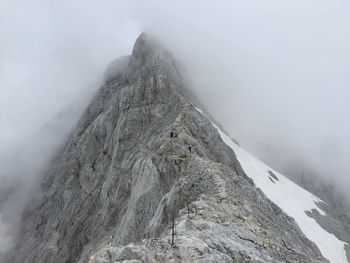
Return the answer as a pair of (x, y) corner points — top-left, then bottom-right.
(5, 34), (346, 263)
(210, 120), (348, 263)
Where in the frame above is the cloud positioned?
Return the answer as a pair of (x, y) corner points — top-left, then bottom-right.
(130, 0), (350, 195)
(0, 0), (141, 253)
(1, 0), (350, 254)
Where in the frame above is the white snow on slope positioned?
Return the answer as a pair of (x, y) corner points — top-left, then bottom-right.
(195, 107), (348, 263)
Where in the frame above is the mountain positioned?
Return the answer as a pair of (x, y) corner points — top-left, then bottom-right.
(4, 33), (349, 263)
(0, 97), (88, 247)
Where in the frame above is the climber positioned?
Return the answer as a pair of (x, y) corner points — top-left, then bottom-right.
(170, 131), (174, 138)
(188, 146), (192, 152)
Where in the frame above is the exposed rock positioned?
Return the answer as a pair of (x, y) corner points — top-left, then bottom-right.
(345, 244), (350, 263)
(5, 33), (328, 263)
(92, 194), (327, 263)
(268, 171), (279, 181)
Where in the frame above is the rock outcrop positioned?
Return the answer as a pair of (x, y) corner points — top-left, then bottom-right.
(6, 34), (328, 263)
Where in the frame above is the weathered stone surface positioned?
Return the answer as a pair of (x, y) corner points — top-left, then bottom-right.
(5, 33), (328, 263)
(345, 244), (350, 263)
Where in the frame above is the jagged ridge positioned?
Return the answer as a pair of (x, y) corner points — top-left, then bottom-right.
(7, 34), (327, 263)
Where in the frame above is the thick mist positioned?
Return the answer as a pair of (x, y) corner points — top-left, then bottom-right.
(0, 0), (140, 253)
(130, 0), (350, 196)
(1, 0), (349, 253)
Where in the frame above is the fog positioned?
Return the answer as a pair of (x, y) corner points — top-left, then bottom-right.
(1, 0), (349, 253)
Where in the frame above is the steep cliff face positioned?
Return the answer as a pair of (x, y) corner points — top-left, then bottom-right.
(7, 34), (330, 263)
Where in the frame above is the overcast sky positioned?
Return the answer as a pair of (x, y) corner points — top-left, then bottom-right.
(0, 0), (350, 252)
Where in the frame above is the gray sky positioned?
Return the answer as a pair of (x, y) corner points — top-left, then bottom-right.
(0, 0), (350, 252)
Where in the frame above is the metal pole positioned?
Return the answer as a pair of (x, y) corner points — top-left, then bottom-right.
(171, 211), (175, 246)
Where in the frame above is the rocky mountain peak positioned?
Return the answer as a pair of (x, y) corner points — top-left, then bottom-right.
(4, 33), (345, 263)
(131, 33), (161, 63)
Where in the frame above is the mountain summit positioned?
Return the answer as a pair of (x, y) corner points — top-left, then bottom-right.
(6, 34), (349, 263)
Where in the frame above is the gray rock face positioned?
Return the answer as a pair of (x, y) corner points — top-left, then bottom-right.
(6, 33), (328, 263)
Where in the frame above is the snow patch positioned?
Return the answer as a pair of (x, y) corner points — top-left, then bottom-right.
(195, 107), (206, 116)
(195, 107), (348, 263)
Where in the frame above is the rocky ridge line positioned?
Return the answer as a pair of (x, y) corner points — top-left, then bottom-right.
(7, 34), (327, 263)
